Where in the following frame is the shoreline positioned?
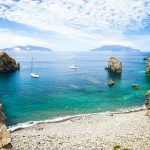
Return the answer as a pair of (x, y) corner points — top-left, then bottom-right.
(9, 105), (146, 132)
(11, 108), (150, 150)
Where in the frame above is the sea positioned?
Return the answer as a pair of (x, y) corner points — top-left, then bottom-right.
(0, 51), (150, 129)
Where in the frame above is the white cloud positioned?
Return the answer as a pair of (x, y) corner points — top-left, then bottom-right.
(0, 0), (149, 35)
(0, 28), (51, 48)
(0, 0), (150, 51)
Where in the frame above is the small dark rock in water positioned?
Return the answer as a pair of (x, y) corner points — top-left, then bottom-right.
(108, 79), (115, 87)
(0, 51), (20, 72)
(132, 84), (140, 89)
(105, 57), (122, 73)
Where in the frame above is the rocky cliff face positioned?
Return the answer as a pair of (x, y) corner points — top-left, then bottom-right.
(105, 57), (122, 73)
(0, 103), (12, 150)
(0, 51), (20, 72)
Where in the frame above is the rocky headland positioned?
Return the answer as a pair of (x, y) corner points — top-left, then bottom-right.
(0, 51), (20, 72)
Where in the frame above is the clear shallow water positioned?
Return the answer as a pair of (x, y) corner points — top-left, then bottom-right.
(1, 51), (150, 125)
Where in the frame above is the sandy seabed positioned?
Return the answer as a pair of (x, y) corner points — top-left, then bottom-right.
(11, 110), (150, 150)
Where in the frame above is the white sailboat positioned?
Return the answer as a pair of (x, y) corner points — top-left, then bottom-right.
(69, 64), (78, 69)
(30, 57), (39, 78)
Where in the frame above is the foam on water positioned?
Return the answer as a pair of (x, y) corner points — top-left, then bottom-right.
(9, 105), (146, 132)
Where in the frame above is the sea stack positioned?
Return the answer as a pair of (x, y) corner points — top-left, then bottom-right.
(0, 51), (20, 72)
(144, 56), (150, 74)
(105, 57), (122, 73)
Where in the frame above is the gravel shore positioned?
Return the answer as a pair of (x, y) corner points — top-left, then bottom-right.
(11, 110), (150, 150)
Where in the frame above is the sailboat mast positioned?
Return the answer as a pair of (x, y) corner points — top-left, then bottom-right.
(31, 57), (33, 72)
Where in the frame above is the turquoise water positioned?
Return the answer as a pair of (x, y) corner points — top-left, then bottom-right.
(0, 51), (150, 125)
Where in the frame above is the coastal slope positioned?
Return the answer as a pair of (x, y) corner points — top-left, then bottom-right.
(11, 110), (150, 150)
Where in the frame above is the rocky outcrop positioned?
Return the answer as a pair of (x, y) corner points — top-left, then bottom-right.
(143, 56), (150, 61)
(144, 56), (150, 74)
(0, 51), (20, 72)
(146, 63), (150, 74)
(108, 79), (115, 87)
(105, 57), (122, 73)
(0, 103), (12, 150)
(132, 84), (140, 89)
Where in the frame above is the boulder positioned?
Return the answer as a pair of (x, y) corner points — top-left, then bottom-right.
(108, 79), (115, 87)
(131, 84), (140, 89)
(0, 51), (20, 72)
(105, 57), (122, 73)
(0, 124), (11, 149)
(0, 103), (11, 150)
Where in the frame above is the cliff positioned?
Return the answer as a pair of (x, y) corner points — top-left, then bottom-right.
(0, 51), (20, 72)
(0, 103), (12, 150)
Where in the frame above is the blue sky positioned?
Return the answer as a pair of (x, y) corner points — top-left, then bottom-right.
(0, 0), (150, 51)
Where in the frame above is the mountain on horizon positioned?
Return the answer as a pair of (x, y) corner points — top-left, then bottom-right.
(2, 45), (52, 51)
(91, 45), (141, 53)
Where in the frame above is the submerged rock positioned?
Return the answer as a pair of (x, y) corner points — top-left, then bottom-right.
(0, 51), (20, 72)
(108, 79), (115, 87)
(132, 84), (140, 89)
(105, 57), (122, 73)
(80, 76), (101, 84)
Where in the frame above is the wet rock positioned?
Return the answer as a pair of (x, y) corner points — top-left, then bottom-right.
(108, 79), (115, 87)
(105, 57), (122, 73)
(0, 51), (20, 72)
(132, 84), (140, 89)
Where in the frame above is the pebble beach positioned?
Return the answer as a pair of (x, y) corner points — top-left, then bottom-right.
(11, 110), (150, 150)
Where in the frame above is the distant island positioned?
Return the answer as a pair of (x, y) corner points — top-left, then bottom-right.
(2, 45), (52, 52)
(91, 45), (141, 53)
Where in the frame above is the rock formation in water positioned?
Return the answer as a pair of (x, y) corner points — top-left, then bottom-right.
(132, 84), (140, 89)
(105, 57), (122, 73)
(0, 102), (12, 150)
(108, 79), (115, 87)
(143, 56), (150, 61)
(0, 51), (20, 72)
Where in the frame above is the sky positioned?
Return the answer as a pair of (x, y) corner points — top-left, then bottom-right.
(0, 0), (150, 51)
